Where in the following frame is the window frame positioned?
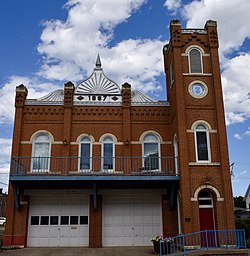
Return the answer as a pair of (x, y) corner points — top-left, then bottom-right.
(78, 135), (92, 172)
(101, 135), (115, 173)
(194, 123), (211, 163)
(170, 58), (174, 87)
(198, 191), (213, 209)
(188, 47), (203, 74)
(142, 133), (161, 171)
(31, 132), (51, 173)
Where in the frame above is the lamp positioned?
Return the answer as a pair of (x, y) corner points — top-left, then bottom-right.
(63, 139), (68, 145)
(124, 139), (129, 145)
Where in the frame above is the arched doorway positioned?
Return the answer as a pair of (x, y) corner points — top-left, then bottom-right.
(198, 190), (215, 231)
(198, 190), (216, 247)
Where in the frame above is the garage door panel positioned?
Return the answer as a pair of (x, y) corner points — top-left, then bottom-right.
(27, 194), (89, 247)
(123, 227), (133, 236)
(123, 215), (132, 224)
(103, 195), (161, 246)
(40, 238), (49, 246)
(114, 216), (123, 224)
(39, 227), (50, 237)
(133, 215), (143, 224)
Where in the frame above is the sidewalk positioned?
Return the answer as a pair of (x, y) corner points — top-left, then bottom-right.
(0, 246), (155, 256)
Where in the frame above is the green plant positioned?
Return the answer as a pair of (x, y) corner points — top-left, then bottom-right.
(246, 238), (250, 248)
(235, 218), (250, 238)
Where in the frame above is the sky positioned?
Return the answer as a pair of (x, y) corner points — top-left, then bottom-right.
(0, 0), (250, 196)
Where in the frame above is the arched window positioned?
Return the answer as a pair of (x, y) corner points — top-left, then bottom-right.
(32, 133), (51, 172)
(189, 48), (203, 73)
(102, 136), (114, 172)
(143, 133), (160, 170)
(198, 191), (213, 208)
(173, 135), (179, 175)
(79, 136), (91, 171)
(194, 124), (210, 162)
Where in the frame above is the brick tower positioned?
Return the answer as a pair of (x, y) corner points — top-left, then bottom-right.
(163, 20), (235, 234)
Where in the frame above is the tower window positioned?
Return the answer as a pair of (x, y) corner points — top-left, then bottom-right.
(189, 48), (203, 73)
(194, 124), (210, 162)
(170, 59), (174, 86)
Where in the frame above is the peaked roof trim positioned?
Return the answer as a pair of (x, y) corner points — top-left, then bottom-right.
(75, 55), (120, 95)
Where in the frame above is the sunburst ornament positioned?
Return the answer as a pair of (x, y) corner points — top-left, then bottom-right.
(75, 54), (120, 95)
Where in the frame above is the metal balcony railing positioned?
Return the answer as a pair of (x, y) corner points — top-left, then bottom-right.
(10, 156), (177, 176)
(159, 229), (246, 256)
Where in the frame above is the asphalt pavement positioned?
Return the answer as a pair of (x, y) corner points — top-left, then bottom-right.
(0, 246), (155, 256)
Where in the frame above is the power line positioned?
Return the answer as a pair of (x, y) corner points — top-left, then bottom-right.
(0, 94), (15, 117)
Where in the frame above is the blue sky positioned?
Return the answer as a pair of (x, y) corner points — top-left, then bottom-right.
(0, 0), (250, 196)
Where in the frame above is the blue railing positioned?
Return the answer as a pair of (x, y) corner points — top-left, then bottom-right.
(10, 156), (177, 176)
(159, 229), (246, 255)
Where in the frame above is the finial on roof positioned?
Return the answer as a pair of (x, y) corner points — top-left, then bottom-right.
(95, 54), (102, 68)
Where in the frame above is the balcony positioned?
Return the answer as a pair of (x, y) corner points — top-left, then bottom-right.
(10, 156), (177, 177)
(10, 156), (179, 211)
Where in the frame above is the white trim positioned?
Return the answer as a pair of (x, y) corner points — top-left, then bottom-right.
(192, 185), (223, 201)
(173, 134), (179, 175)
(130, 141), (171, 145)
(78, 135), (92, 172)
(191, 120), (212, 131)
(185, 45), (205, 55)
(194, 123), (211, 163)
(99, 133), (118, 143)
(76, 133), (95, 143)
(101, 135), (115, 172)
(30, 130), (54, 142)
(31, 132), (51, 173)
(182, 73), (212, 76)
(188, 81), (208, 99)
(189, 162), (221, 166)
(188, 47), (203, 74)
(182, 53), (210, 57)
(139, 130), (163, 143)
(186, 129), (217, 133)
(21, 141), (72, 145)
(142, 133), (161, 171)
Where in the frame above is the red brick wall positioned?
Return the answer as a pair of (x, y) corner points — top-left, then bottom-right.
(89, 195), (102, 248)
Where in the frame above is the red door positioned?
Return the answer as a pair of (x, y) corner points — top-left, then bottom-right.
(199, 208), (216, 247)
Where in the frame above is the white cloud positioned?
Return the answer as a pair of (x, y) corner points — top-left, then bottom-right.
(36, 0), (165, 96)
(181, 0), (250, 54)
(221, 53), (250, 125)
(164, 0), (181, 12)
(233, 127), (250, 140)
(0, 138), (12, 193)
(0, 75), (62, 126)
(234, 134), (242, 140)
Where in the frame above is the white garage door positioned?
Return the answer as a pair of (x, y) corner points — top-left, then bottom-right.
(103, 194), (161, 246)
(27, 194), (89, 247)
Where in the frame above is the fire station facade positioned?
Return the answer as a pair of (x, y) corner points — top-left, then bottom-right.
(4, 20), (235, 247)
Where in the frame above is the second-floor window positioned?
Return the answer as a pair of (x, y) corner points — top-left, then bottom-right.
(195, 124), (210, 162)
(79, 136), (91, 171)
(189, 48), (203, 73)
(32, 133), (51, 172)
(102, 136), (114, 171)
(143, 133), (160, 170)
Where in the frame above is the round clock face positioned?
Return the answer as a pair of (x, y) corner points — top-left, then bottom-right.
(189, 82), (208, 98)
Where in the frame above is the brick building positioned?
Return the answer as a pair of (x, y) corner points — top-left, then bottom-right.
(4, 20), (235, 247)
